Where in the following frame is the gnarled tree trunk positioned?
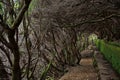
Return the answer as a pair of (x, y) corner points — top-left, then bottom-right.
(0, 58), (9, 80)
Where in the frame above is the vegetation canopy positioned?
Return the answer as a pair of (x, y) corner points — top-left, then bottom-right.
(0, 0), (120, 80)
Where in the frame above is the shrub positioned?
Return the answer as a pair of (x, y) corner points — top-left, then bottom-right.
(95, 39), (120, 74)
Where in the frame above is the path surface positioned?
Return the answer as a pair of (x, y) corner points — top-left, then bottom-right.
(59, 49), (98, 80)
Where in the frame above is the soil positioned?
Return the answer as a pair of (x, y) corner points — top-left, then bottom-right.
(59, 49), (98, 80)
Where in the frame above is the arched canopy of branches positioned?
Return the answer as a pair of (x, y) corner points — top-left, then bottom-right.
(38, 0), (120, 41)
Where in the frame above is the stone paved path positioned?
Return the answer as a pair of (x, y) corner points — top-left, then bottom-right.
(59, 56), (98, 80)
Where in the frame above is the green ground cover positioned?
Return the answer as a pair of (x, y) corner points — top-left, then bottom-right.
(95, 39), (120, 74)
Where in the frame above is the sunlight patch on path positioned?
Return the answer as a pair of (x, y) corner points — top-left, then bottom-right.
(59, 58), (98, 80)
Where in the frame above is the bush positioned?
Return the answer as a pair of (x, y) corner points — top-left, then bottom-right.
(107, 41), (120, 47)
(95, 39), (120, 74)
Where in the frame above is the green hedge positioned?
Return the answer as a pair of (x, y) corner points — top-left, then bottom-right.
(95, 39), (120, 74)
(107, 41), (120, 47)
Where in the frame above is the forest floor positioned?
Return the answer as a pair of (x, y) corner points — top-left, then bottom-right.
(59, 49), (99, 80)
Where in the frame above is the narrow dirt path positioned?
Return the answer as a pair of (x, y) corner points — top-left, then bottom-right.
(59, 50), (98, 80)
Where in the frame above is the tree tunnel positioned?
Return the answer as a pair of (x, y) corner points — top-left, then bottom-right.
(0, 0), (120, 80)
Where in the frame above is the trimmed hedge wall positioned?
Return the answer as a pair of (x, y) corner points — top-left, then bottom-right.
(95, 39), (120, 74)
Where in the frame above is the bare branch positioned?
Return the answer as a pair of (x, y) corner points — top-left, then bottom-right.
(11, 0), (32, 30)
(64, 14), (120, 28)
